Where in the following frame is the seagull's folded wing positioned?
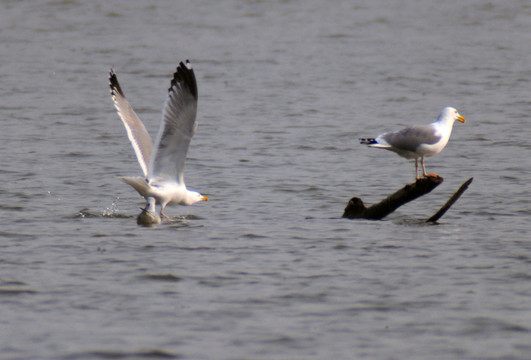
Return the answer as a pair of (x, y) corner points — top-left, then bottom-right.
(380, 125), (441, 152)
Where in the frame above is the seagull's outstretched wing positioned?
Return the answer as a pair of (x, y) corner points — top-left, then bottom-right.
(148, 60), (198, 184)
(109, 70), (153, 177)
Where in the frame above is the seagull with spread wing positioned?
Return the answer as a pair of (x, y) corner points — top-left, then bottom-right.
(109, 60), (208, 222)
(360, 107), (465, 179)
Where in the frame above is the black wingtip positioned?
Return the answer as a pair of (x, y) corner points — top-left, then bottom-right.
(109, 69), (125, 97)
(169, 59), (198, 100)
(359, 138), (377, 145)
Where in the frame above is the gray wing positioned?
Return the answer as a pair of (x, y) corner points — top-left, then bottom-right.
(148, 60), (198, 184)
(109, 70), (153, 177)
(380, 125), (441, 152)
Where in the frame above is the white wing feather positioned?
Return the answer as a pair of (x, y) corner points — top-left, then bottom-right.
(148, 60), (198, 184)
(109, 70), (153, 177)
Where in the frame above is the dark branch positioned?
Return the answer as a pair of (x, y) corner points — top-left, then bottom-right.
(342, 176), (444, 220)
(426, 177), (473, 223)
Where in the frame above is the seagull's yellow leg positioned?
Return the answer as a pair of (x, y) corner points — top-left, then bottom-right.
(159, 204), (172, 220)
(421, 157), (429, 177)
(421, 157), (438, 177)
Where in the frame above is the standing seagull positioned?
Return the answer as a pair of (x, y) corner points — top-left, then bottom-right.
(360, 107), (465, 179)
(109, 60), (208, 221)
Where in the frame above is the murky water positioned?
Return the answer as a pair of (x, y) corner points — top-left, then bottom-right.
(1, 1), (530, 359)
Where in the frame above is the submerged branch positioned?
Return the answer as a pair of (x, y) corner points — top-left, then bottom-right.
(426, 177), (473, 223)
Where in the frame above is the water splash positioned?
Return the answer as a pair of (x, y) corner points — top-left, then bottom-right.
(102, 196), (121, 217)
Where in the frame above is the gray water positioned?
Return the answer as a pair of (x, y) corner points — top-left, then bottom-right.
(1, 0), (530, 359)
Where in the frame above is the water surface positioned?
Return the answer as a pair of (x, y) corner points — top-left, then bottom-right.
(1, 1), (530, 359)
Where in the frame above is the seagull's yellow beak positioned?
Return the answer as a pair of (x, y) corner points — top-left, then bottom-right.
(457, 114), (466, 123)
(202, 196), (208, 201)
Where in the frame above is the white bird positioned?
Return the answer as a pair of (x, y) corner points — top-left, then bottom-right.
(360, 107), (465, 179)
(109, 60), (208, 220)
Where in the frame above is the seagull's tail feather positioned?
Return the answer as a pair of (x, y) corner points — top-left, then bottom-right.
(360, 137), (392, 149)
(359, 137), (377, 145)
(122, 176), (151, 198)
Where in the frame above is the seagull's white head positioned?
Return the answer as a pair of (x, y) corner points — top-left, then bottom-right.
(440, 106), (466, 124)
(184, 190), (208, 205)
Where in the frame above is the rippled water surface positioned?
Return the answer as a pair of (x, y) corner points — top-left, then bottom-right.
(1, 1), (530, 359)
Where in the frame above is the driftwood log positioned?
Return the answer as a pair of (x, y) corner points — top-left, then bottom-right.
(342, 176), (473, 221)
